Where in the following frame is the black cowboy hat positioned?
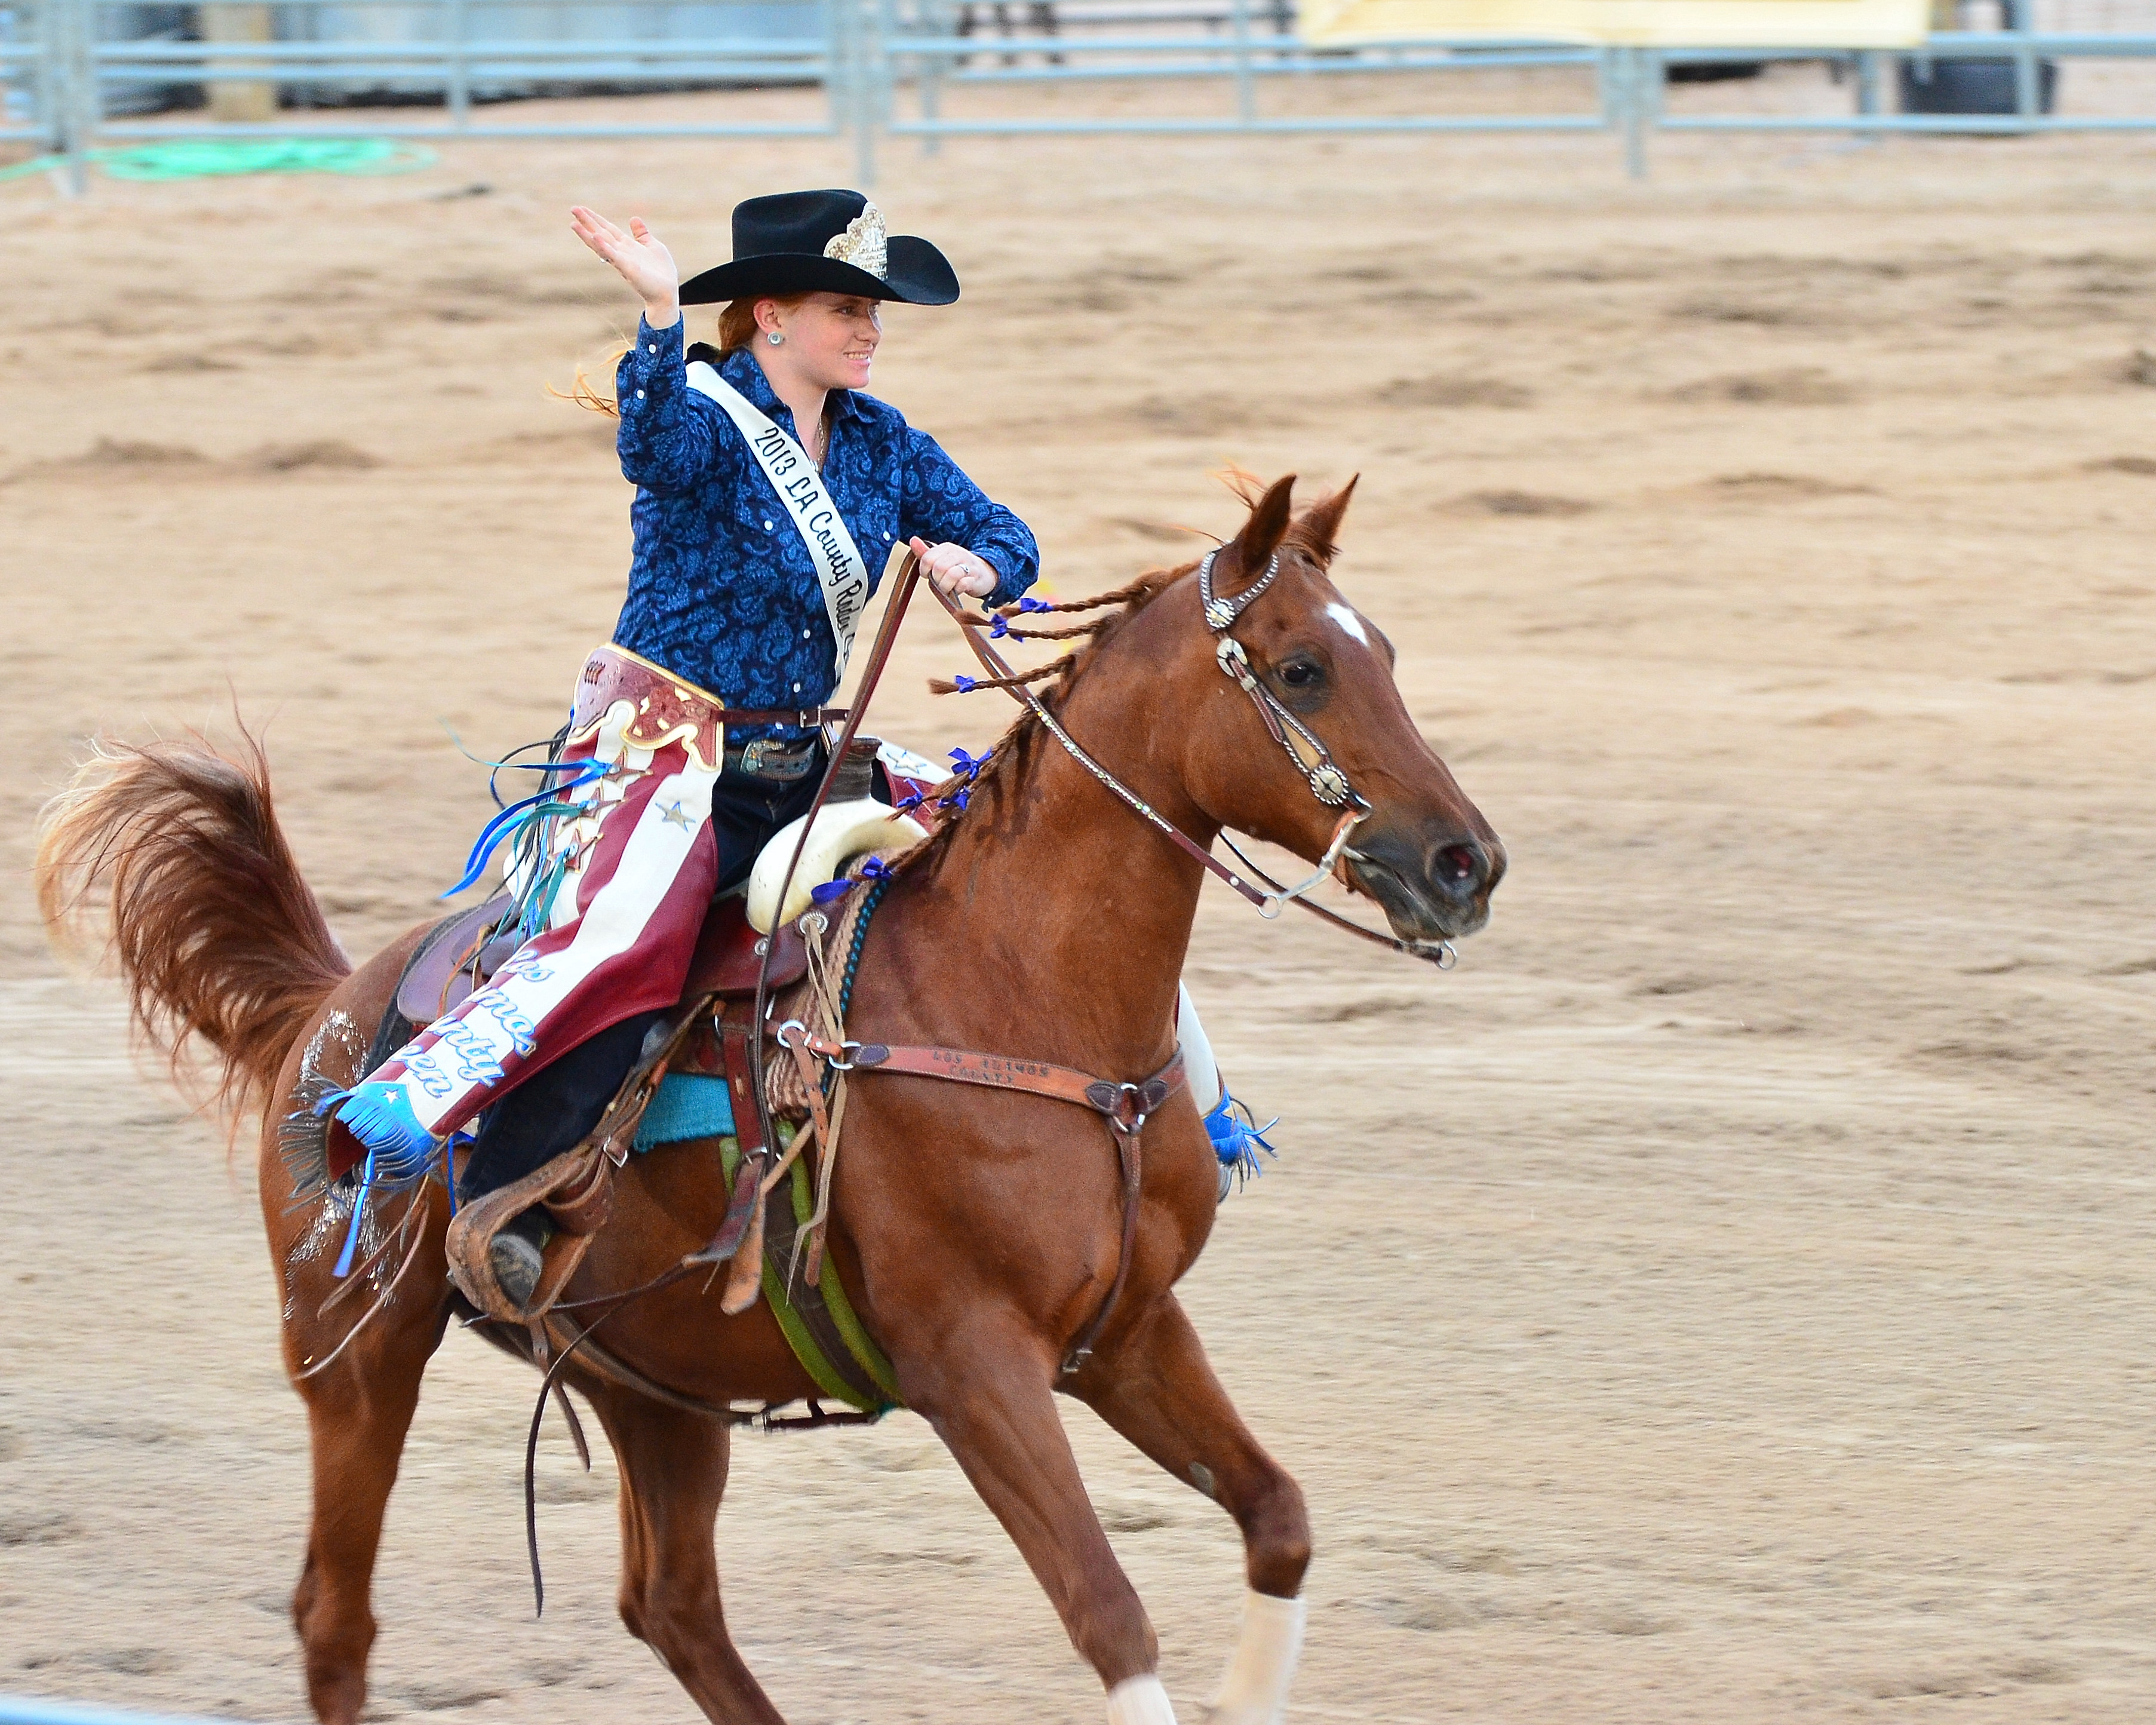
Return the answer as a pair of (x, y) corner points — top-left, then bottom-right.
(678, 189), (959, 308)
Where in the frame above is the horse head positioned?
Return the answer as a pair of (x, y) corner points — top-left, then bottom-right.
(1129, 472), (1506, 946)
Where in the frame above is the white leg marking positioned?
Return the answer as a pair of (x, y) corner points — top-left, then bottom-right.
(1107, 1674), (1180, 1725)
(1206, 1588), (1307, 1725)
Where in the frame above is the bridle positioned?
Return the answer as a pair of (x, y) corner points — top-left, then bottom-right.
(939, 545), (1459, 969)
(1200, 549), (1353, 811)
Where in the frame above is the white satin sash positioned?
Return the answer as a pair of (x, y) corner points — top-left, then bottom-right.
(686, 359), (871, 684)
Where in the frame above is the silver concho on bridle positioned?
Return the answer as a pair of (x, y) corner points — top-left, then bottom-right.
(1198, 545), (1281, 632)
(1199, 548), (1355, 811)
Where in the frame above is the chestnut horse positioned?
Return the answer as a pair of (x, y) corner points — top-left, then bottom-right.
(38, 474), (1503, 1725)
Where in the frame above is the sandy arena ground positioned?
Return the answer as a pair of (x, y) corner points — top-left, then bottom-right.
(4, 60), (2155, 1725)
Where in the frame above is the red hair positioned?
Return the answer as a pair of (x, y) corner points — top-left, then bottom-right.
(557, 296), (808, 418)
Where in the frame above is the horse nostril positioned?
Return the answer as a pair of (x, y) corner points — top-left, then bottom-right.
(1433, 842), (1485, 894)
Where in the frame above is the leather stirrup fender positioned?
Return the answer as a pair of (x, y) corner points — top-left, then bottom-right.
(684, 999), (772, 1276)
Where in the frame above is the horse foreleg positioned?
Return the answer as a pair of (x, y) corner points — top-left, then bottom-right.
(588, 1388), (782, 1724)
(908, 1317), (1175, 1722)
(1072, 1296), (1311, 1725)
(287, 1272), (449, 1725)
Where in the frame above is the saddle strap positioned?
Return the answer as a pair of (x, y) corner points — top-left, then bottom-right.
(843, 1041), (1186, 1124)
(684, 999), (773, 1279)
(783, 1033), (840, 1286)
(733, 1132), (899, 1411)
(793, 1030), (1186, 1376)
(592, 997), (710, 1169)
(1063, 1112), (1145, 1377)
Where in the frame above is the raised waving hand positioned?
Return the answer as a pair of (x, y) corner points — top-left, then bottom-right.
(570, 206), (680, 327)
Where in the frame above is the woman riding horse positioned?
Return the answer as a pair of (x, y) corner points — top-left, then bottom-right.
(325, 190), (1255, 1309)
(38, 470), (1505, 1725)
(323, 190), (1034, 1304)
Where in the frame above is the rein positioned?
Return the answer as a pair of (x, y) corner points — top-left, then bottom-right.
(709, 545), (923, 1272)
(508, 546), (925, 1617)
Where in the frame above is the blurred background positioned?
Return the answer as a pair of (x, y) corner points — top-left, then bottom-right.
(2, 4), (2154, 1721)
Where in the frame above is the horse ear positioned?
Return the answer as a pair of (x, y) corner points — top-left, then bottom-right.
(1225, 473), (1295, 582)
(1295, 474), (1358, 565)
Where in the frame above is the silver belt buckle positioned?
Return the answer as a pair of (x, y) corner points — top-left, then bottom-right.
(738, 737), (810, 780)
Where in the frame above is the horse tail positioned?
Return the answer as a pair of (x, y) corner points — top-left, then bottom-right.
(35, 731), (352, 1135)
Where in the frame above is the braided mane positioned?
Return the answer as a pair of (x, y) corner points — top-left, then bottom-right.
(892, 471), (1345, 887)
(898, 558), (1192, 883)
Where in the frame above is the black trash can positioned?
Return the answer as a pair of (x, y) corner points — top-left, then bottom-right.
(1899, 54), (2058, 116)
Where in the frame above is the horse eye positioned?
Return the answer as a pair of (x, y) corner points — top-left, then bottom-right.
(1279, 660), (1321, 689)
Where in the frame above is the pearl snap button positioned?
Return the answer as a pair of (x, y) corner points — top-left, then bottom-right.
(635, 389), (646, 400)
(763, 520), (773, 532)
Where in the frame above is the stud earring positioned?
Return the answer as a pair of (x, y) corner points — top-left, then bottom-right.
(767, 330), (784, 346)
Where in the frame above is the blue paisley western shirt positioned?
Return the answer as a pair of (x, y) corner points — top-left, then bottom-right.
(611, 318), (1039, 741)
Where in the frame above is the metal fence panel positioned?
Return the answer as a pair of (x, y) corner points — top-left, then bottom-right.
(864, 0), (1662, 183)
(0, 0), (76, 147)
(0, 2), (49, 143)
(2, 0), (861, 193)
(1656, 30), (2156, 131)
(72, 0), (850, 146)
(865, 2), (2156, 177)
(283, 0), (822, 100)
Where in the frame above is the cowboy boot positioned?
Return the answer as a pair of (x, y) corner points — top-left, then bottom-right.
(489, 1208), (557, 1309)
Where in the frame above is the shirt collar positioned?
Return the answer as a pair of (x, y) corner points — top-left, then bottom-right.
(719, 345), (782, 415)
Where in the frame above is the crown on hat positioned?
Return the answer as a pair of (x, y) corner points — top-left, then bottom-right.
(823, 202), (889, 280)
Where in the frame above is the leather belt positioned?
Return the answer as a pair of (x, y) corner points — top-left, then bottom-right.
(715, 707), (849, 729)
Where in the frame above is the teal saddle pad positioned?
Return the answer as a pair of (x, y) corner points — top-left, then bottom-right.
(633, 1073), (736, 1152)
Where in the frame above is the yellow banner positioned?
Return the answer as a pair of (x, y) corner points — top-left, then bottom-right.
(1300, 0), (1929, 47)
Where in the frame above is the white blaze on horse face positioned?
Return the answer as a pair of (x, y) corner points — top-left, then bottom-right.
(1323, 601), (1370, 647)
